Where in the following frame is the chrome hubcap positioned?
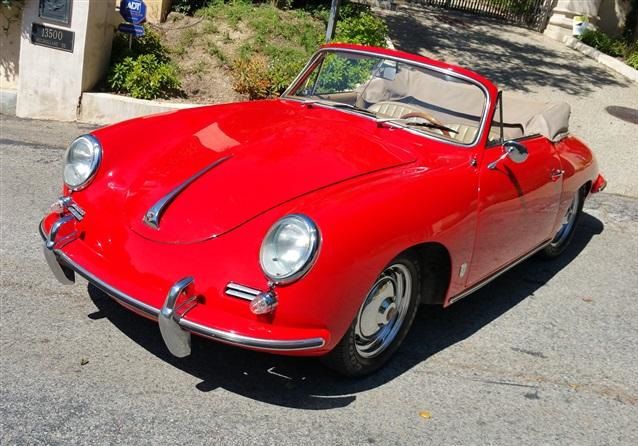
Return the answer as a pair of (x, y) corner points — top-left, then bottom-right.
(354, 264), (412, 358)
(551, 192), (579, 247)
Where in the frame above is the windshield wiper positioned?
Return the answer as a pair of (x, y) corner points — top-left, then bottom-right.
(302, 99), (378, 118)
(377, 118), (459, 134)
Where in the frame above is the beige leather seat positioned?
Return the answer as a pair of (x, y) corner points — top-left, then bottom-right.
(368, 101), (484, 144)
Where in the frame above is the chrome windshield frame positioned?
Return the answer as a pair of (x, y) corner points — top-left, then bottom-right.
(282, 47), (492, 149)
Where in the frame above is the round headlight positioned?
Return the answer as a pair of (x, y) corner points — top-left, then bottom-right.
(63, 135), (102, 190)
(259, 214), (320, 284)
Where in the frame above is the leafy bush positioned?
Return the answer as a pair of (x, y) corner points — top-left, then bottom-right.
(334, 11), (388, 47)
(172, 0), (210, 15)
(108, 54), (181, 99)
(313, 53), (376, 94)
(580, 29), (626, 57)
(579, 28), (638, 71)
(232, 55), (272, 99)
(107, 26), (181, 99)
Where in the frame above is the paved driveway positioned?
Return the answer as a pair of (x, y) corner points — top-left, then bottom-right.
(1, 116), (638, 445)
(378, 4), (638, 197)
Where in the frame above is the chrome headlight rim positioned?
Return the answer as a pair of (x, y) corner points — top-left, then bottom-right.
(259, 214), (320, 285)
(63, 134), (102, 191)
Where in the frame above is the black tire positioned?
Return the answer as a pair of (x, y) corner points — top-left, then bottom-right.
(541, 186), (585, 259)
(322, 254), (420, 377)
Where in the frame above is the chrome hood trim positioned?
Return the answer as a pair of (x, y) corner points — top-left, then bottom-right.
(143, 155), (232, 229)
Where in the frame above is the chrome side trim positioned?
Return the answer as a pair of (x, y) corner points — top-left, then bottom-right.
(39, 226), (326, 351)
(225, 282), (261, 301)
(448, 240), (551, 305)
(143, 155), (232, 229)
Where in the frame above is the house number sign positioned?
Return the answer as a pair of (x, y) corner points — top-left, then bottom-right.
(31, 23), (75, 52)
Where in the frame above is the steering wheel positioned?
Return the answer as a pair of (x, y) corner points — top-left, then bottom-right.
(400, 111), (452, 137)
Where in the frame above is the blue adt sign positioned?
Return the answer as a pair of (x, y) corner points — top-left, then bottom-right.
(118, 23), (145, 37)
(120, 0), (146, 25)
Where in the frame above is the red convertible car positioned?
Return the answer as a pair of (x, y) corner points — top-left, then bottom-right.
(41, 43), (606, 376)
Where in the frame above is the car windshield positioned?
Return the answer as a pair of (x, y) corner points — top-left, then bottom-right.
(285, 50), (488, 145)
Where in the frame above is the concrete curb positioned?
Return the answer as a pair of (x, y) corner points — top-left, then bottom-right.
(563, 37), (638, 83)
(78, 92), (199, 125)
(0, 89), (17, 116)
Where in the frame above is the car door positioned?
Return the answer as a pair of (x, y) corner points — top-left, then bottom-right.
(467, 102), (563, 286)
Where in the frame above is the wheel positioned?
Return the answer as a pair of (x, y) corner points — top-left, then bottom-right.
(541, 187), (584, 259)
(322, 254), (420, 377)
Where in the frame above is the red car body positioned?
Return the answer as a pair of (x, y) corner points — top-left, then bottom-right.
(41, 44), (605, 363)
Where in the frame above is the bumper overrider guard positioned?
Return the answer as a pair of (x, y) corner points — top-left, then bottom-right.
(40, 212), (326, 357)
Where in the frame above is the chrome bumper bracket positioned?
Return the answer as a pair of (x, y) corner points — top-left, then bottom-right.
(41, 216), (77, 285)
(159, 277), (195, 358)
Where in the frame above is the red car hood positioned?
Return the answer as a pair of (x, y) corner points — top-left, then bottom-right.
(117, 100), (416, 243)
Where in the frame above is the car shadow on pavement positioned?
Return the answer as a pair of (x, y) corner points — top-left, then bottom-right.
(87, 212), (603, 410)
(381, 6), (629, 95)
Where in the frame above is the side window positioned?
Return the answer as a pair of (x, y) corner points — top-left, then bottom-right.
(487, 92), (504, 147)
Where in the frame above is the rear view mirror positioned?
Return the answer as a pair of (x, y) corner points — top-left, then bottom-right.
(376, 60), (398, 81)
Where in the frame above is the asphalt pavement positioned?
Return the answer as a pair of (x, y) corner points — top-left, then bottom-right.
(1, 116), (637, 445)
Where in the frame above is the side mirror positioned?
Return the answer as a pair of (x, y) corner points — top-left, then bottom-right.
(504, 141), (528, 163)
(488, 141), (528, 169)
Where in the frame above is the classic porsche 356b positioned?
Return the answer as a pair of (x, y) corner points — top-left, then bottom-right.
(41, 44), (606, 376)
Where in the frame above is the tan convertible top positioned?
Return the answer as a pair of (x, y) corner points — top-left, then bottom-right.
(501, 93), (571, 142)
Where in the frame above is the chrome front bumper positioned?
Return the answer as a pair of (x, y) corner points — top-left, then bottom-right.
(39, 217), (325, 356)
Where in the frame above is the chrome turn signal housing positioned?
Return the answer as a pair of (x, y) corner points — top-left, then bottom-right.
(249, 291), (278, 315)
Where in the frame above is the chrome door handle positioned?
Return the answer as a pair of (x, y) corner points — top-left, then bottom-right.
(551, 169), (564, 181)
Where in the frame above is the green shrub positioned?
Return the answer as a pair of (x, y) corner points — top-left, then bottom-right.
(334, 11), (388, 47)
(580, 29), (625, 57)
(172, 0), (210, 15)
(232, 55), (272, 99)
(313, 53), (376, 94)
(107, 26), (181, 99)
(108, 54), (181, 99)
(579, 28), (638, 70)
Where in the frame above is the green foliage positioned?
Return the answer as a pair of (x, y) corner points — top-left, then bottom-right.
(172, 0), (210, 15)
(107, 26), (181, 99)
(579, 28), (638, 70)
(108, 54), (181, 99)
(334, 11), (388, 47)
(580, 29), (626, 57)
(232, 55), (272, 99)
(313, 53), (376, 94)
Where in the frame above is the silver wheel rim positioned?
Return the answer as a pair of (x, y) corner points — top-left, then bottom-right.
(551, 192), (580, 247)
(354, 263), (413, 359)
